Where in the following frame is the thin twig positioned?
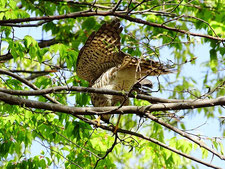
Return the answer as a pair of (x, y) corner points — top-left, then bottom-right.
(93, 133), (118, 169)
(111, 0), (122, 12)
(168, 0), (184, 14)
(127, 0), (146, 14)
(34, 139), (83, 169)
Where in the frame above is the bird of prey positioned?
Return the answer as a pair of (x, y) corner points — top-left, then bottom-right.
(76, 19), (173, 125)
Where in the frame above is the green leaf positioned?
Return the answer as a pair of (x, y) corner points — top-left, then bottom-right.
(9, 0), (17, 9)
(82, 17), (96, 29)
(29, 46), (37, 60)
(24, 35), (35, 48)
(209, 49), (218, 72)
(210, 21), (225, 35)
(0, 0), (7, 7)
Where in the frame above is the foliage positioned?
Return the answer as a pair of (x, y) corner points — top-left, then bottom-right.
(0, 0), (225, 168)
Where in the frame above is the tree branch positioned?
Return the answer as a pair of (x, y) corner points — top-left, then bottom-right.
(34, 139), (83, 169)
(111, 0), (122, 12)
(1, 21), (49, 27)
(93, 134), (118, 169)
(114, 127), (221, 169)
(47, 0), (112, 9)
(0, 91), (225, 117)
(115, 13), (225, 41)
(0, 69), (59, 104)
(75, 112), (222, 169)
(0, 11), (224, 41)
(0, 85), (190, 103)
(146, 113), (225, 160)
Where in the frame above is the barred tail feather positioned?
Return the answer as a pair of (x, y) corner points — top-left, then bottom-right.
(120, 55), (175, 76)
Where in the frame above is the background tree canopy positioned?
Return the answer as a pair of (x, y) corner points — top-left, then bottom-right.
(0, 0), (225, 168)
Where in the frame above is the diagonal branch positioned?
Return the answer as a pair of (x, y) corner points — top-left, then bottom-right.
(34, 139), (83, 169)
(111, 0), (122, 12)
(0, 69), (59, 104)
(115, 13), (225, 41)
(114, 127), (221, 169)
(145, 113), (225, 160)
(127, 0), (146, 14)
(77, 114), (222, 169)
(0, 11), (224, 41)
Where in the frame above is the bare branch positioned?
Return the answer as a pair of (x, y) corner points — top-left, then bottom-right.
(47, 0), (112, 9)
(146, 113), (225, 160)
(9, 70), (56, 74)
(114, 127), (221, 169)
(168, 0), (184, 13)
(50, 126), (101, 159)
(127, 0), (146, 14)
(0, 53), (13, 62)
(115, 14), (225, 42)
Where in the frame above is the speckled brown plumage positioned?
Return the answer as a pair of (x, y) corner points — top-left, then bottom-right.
(76, 19), (173, 123)
(77, 19), (125, 85)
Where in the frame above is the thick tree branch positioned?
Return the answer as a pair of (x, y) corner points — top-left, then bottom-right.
(0, 91), (225, 117)
(0, 53), (13, 62)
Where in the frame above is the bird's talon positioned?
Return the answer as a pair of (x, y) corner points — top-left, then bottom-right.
(93, 116), (101, 127)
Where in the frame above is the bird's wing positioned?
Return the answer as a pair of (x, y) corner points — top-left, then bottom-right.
(119, 55), (174, 77)
(76, 19), (125, 84)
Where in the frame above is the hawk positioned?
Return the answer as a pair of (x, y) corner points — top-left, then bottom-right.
(76, 19), (173, 124)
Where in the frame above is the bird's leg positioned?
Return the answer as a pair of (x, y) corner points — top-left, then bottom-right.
(113, 114), (122, 134)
